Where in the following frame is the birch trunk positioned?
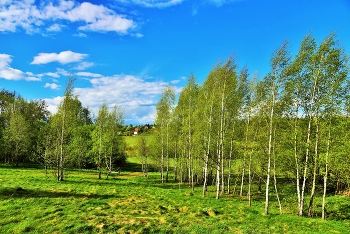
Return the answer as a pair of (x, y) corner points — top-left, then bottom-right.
(322, 126), (331, 220)
(294, 104), (302, 213)
(272, 127), (282, 214)
(59, 101), (65, 181)
(308, 115), (319, 217)
(216, 137), (221, 199)
(300, 55), (323, 216)
(240, 114), (250, 197)
(202, 96), (214, 197)
(216, 81), (226, 199)
(227, 123), (235, 194)
(161, 121), (164, 183)
(248, 124), (259, 207)
(166, 123), (169, 183)
(265, 84), (275, 215)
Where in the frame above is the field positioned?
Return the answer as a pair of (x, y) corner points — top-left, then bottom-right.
(1, 161), (350, 233)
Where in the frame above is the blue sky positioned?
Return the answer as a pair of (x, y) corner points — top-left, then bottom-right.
(1, 0), (349, 125)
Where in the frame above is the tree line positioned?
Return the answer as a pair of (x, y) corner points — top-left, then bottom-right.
(0, 78), (126, 180)
(152, 33), (350, 219)
(1, 32), (349, 220)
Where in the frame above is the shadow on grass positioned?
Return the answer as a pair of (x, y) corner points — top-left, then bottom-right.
(121, 162), (142, 172)
(0, 187), (119, 200)
(0, 163), (44, 170)
(60, 178), (122, 188)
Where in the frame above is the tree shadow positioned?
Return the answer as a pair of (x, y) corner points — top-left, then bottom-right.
(0, 163), (43, 170)
(0, 187), (119, 200)
(121, 162), (142, 172)
(62, 176), (124, 187)
(151, 181), (199, 191)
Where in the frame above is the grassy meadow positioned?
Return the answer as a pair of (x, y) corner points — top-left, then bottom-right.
(1, 159), (350, 233)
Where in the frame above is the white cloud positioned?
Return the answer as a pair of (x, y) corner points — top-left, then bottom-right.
(0, 0), (136, 34)
(44, 74), (181, 124)
(0, 54), (43, 81)
(119, 0), (183, 8)
(72, 74), (174, 124)
(73, 32), (87, 37)
(44, 83), (61, 90)
(78, 15), (134, 33)
(56, 68), (70, 76)
(76, 72), (102, 78)
(44, 96), (63, 113)
(171, 79), (181, 84)
(0, 54), (24, 80)
(207, 0), (243, 7)
(74, 61), (94, 70)
(0, 0), (12, 4)
(47, 23), (63, 32)
(134, 33), (144, 38)
(24, 71), (41, 81)
(31, 51), (88, 65)
(45, 72), (60, 78)
(26, 76), (41, 81)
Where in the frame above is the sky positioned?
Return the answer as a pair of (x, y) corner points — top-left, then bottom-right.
(1, 0), (350, 125)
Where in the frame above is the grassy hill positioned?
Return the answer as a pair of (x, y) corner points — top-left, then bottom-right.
(1, 160), (350, 233)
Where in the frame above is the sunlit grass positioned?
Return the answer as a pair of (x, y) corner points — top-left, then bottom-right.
(1, 162), (349, 233)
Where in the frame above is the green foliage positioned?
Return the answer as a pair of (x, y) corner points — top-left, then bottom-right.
(0, 90), (49, 165)
(149, 32), (350, 219)
(91, 103), (125, 178)
(3, 112), (30, 165)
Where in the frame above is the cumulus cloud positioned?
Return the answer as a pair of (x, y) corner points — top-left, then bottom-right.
(0, 54), (24, 80)
(119, 0), (183, 8)
(76, 72), (102, 78)
(76, 75), (166, 106)
(31, 51), (88, 65)
(25, 76), (41, 81)
(44, 73), (182, 124)
(74, 61), (94, 70)
(73, 74), (173, 124)
(56, 68), (70, 76)
(44, 96), (63, 113)
(171, 79), (181, 84)
(44, 83), (61, 90)
(0, 0), (136, 34)
(45, 72), (60, 78)
(46, 23), (63, 32)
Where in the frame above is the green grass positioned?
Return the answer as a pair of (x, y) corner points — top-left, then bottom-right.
(123, 135), (149, 158)
(1, 162), (350, 233)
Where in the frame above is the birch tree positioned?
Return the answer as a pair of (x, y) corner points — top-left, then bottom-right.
(57, 77), (76, 181)
(264, 40), (290, 214)
(93, 102), (109, 179)
(305, 34), (347, 217)
(138, 136), (149, 177)
(155, 86), (175, 183)
(284, 33), (316, 216)
(197, 75), (216, 197)
(177, 74), (198, 190)
(317, 34), (348, 219)
(105, 104), (124, 179)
